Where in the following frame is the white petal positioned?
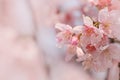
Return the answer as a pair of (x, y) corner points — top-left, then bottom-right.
(73, 26), (83, 34)
(76, 47), (84, 57)
(55, 23), (72, 31)
(83, 15), (93, 27)
(100, 45), (109, 51)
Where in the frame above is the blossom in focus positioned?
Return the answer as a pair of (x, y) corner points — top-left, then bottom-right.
(81, 16), (109, 54)
(54, 0), (120, 77)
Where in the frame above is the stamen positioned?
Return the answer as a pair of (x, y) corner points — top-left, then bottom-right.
(93, 21), (100, 28)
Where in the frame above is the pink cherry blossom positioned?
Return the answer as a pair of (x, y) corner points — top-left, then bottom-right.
(93, 43), (120, 71)
(54, 0), (120, 79)
(81, 16), (109, 54)
(98, 7), (120, 40)
(81, 43), (120, 72)
(55, 23), (82, 46)
(55, 23), (84, 61)
(80, 27), (110, 71)
(55, 23), (72, 47)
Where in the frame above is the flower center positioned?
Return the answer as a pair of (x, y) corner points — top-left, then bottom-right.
(93, 21), (100, 28)
(84, 26), (95, 36)
(86, 44), (96, 52)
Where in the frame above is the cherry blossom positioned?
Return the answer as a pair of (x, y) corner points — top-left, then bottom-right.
(98, 7), (120, 40)
(81, 16), (109, 54)
(54, 0), (120, 79)
(55, 23), (82, 46)
(55, 23), (84, 61)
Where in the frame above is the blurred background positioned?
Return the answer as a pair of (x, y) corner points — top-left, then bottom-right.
(0, 0), (108, 80)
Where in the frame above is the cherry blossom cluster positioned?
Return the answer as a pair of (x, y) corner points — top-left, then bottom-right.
(55, 0), (120, 71)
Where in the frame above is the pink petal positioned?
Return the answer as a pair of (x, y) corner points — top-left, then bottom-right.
(70, 36), (79, 45)
(108, 60), (119, 80)
(108, 43), (120, 62)
(65, 53), (75, 62)
(56, 32), (65, 47)
(65, 45), (76, 61)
